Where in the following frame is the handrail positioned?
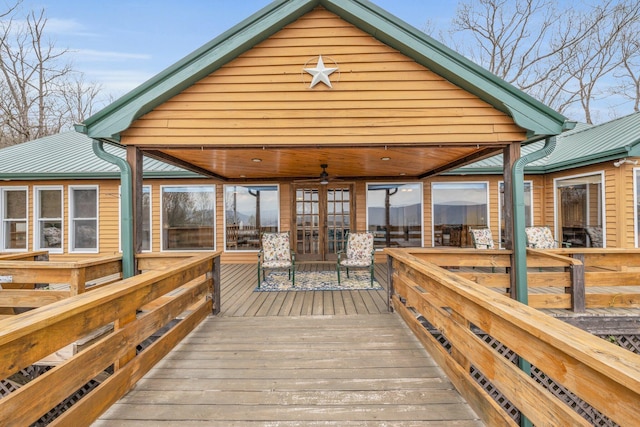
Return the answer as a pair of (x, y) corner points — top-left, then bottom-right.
(0, 251), (220, 426)
(386, 247), (640, 426)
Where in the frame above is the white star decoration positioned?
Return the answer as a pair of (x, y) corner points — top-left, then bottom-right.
(303, 55), (338, 88)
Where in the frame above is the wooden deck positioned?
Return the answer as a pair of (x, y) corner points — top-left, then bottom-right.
(93, 263), (484, 426)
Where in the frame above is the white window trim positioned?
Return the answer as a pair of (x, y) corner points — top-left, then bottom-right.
(160, 184), (216, 252)
(223, 184), (280, 253)
(69, 185), (99, 253)
(366, 182), (424, 250)
(553, 170), (606, 247)
(430, 181), (490, 247)
(498, 180), (533, 249)
(0, 186), (29, 252)
(118, 185), (152, 253)
(34, 186), (64, 254)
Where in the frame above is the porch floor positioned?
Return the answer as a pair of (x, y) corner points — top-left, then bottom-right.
(93, 263), (484, 426)
(219, 262), (391, 317)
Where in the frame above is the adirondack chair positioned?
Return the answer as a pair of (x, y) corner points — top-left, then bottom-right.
(337, 231), (375, 287)
(257, 232), (295, 288)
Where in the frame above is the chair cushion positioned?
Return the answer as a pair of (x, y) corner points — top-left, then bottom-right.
(525, 227), (557, 249)
(346, 232), (374, 261)
(262, 233), (291, 262)
(262, 259), (292, 269)
(340, 258), (371, 267)
(470, 228), (494, 249)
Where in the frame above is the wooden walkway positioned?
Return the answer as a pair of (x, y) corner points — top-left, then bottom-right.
(93, 264), (483, 426)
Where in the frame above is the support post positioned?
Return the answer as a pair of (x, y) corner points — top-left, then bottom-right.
(503, 143), (520, 298)
(127, 146), (143, 274)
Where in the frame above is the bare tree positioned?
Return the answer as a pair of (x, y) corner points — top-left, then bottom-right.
(612, 23), (640, 113)
(440, 0), (640, 123)
(0, 2), (103, 148)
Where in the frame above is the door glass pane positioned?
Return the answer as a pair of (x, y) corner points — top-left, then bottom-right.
(327, 186), (350, 254)
(296, 188), (320, 256)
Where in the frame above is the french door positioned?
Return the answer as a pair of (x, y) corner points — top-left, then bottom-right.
(293, 184), (353, 261)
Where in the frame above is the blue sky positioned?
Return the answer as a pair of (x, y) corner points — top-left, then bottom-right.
(27, 1), (456, 100)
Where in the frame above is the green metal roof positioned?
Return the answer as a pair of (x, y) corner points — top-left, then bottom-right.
(76, 0), (572, 141)
(0, 131), (200, 180)
(450, 112), (640, 174)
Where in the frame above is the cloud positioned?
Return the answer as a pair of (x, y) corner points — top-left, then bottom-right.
(45, 18), (98, 37)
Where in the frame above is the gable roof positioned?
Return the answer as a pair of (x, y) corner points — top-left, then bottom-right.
(0, 131), (199, 180)
(450, 112), (640, 174)
(76, 0), (572, 141)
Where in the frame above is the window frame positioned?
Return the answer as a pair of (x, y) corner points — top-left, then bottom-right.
(431, 181), (490, 247)
(223, 184), (280, 252)
(69, 185), (99, 253)
(160, 184), (216, 252)
(553, 171), (605, 247)
(0, 186), (29, 252)
(34, 186), (64, 253)
(365, 182), (424, 250)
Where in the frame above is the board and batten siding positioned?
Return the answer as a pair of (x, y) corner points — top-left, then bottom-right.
(120, 7), (526, 148)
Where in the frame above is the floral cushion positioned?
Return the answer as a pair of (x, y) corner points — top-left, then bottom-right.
(345, 232), (374, 261)
(262, 259), (292, 268)
(262, 232), (291, 262)
(470, 228), (495, 249)
(585, 226), (603, 247)
(525, 226), (557, 249)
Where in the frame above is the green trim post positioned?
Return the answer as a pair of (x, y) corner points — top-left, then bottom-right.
(511, 136), (556, 427)
(92, 139), (135, 279)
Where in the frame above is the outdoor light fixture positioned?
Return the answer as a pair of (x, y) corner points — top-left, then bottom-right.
(381, 156), (391, 161)
(613, 158), (638, 167)
(252, 158), (262, 163)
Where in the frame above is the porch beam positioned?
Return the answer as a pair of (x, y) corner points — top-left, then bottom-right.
(418, 146), (505, 179)
(143, 149), (228, 180)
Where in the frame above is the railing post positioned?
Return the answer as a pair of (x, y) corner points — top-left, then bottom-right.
(386, 255), (394, 312)
(570, 253), (585, 313)
(70, 267), (86, 296)
(212, 255), (221, 314)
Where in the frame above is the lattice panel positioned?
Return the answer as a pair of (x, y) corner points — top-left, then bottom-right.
(416, 315), (635, 427)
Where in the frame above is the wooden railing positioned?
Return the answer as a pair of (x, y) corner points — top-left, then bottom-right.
(386, 248), (640, 426)
(0, 251), (219, 426)
(406, 248), (640, 312)
(0, 254), (124, 317)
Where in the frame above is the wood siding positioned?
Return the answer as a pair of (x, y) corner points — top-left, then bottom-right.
(121, 7), (525, 148)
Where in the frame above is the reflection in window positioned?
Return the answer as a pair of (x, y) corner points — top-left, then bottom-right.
(162, 186), (215, 250)
(432, 182), (488, 247)
(367, 183), (422, 249)
(556, 174), (603, 247)
(36, 187), (63, 252)
(1, 187), (28, 251)
(70, 186), (98, 252)
(119, 186), (151, 251)
(225, 185), (278, 251)
(499, 181), (532, 247)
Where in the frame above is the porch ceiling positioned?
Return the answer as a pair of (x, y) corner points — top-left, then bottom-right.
(144, 143), (508, 181)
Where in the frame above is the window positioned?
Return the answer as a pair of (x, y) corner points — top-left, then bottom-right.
(499, 181), (532, 248)
(636, 169), (640, 247)
(555, 173), (604, 247)
(162, 185), (215, 251)
(1, 187), (28, 251)
(432, 182), (488, 247)
(367, 183), (422, 249)
(70, 186), (98, 252)
(224, 185), (278, 251)
(119, 186), (152, 252)
(35, 187), (63, 252)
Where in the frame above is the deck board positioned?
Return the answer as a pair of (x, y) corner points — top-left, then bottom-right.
(95, 315), (482, 426)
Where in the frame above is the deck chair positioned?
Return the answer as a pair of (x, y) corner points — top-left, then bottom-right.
(337, 231), (375, 287)
(470, 228), (495, 249)
(257, 232), (295, 288)
(525, 226), (570, 249)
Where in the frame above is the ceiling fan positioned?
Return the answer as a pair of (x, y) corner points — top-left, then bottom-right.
(295, 163), (333, 185)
